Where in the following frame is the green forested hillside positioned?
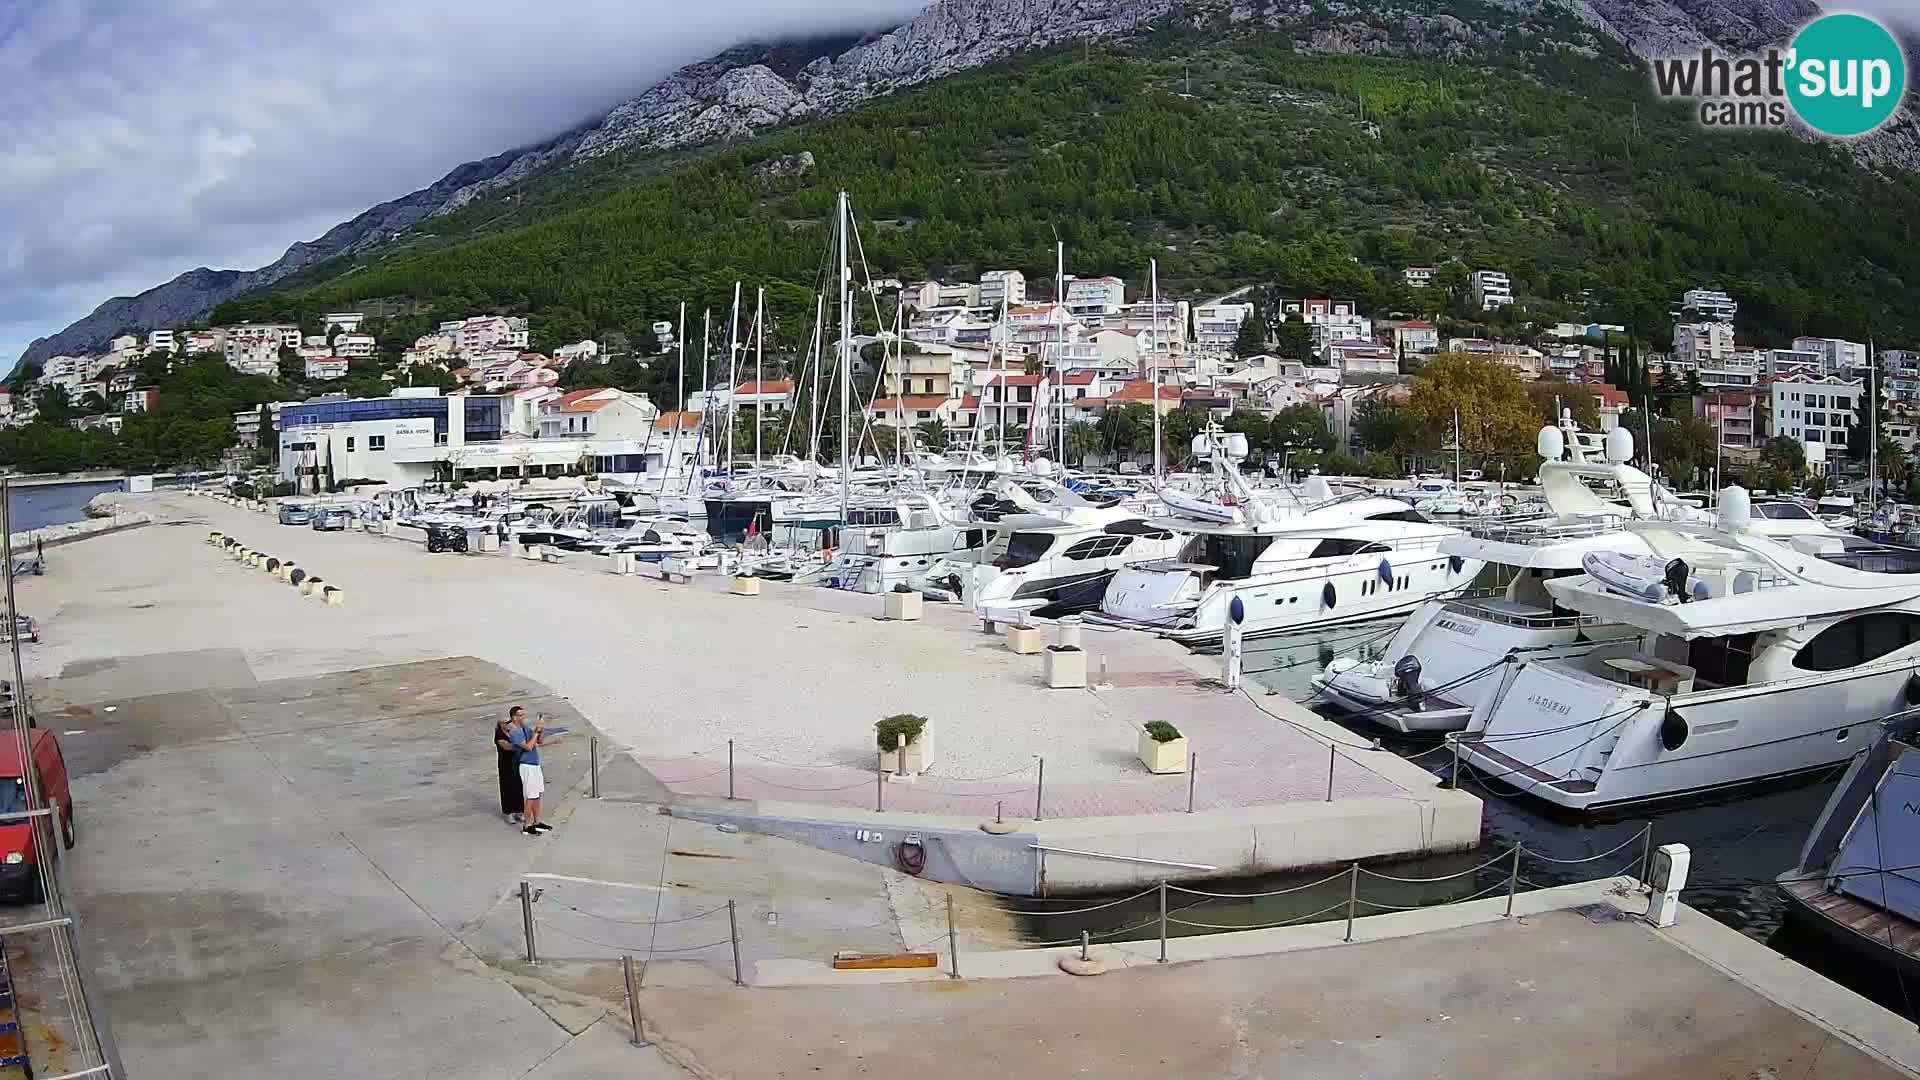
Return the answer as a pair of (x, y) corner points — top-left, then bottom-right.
(213, 21), (1920, 357)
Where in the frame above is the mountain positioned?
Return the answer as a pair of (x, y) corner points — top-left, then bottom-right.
(19, 0), (1917, 367)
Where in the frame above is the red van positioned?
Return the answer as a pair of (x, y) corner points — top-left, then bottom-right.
(0, 730), (72, 902)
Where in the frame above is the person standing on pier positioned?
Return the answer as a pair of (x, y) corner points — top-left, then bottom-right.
(492, 713), (523, 825)
(505, 706), (552, 836)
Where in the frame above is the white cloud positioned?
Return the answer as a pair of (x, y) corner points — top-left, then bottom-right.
(0, 0), (925, 362)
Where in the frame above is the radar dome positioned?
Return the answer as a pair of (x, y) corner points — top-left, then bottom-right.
(1536, 425), (1566, 461)
(1719, 485), (1753, 532)
(1605, 427), (1634, 464)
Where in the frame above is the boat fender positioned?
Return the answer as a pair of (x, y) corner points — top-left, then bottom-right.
(1322, 582), (1336, 609)
(1449, 555), (1464, 575)
(1378, 558), (1394, 585)
(1906, 672), (1920, 706)
(895, 837), (927, 876)
(1660, 711), (1688, 752)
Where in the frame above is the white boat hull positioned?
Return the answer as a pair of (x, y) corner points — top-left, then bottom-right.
(1459, 655), (1918, 812)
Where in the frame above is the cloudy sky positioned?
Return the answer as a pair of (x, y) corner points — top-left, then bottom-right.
(0, 0), (926, 364)
(2, 1), (1915, 366)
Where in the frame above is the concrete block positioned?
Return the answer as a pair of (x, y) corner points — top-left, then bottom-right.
(729, 575), (761, 596)
(608, 553), (634, 575)
(323, 587), (344, 607)
(1005, 626), (1043, 655)
(883, 590), (922, 621)
(520, 543), (545, 562)
(300, 578), (323, 596)
(208, 531), (223, 545)
(1044, 647), (1087, 689)
(1138, 732), (1188, 774)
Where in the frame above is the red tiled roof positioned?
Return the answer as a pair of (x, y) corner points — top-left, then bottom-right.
(1050, 371), (1097, 385)
(1108, 380), (1183, 402)
(554, 388), (611, 408)
(1399, 321), (1435, 329)
(955, 395), (980, 409)
(654, 410), (703, 430)
(998, 373), (1044, 386)
(734, 380), (794, 396)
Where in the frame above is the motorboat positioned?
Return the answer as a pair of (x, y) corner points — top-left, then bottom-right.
(1454, 488), (1920, 813)
(582, 518), (709, 561)
(1815, 493), (1857, 532)
(1313, 425), (1654, 732)
(930, 516), (1185, 615)
(796, 513), (987, 594)
(1093, 427), (1484, 645)
(1777, 708), (1920, 982)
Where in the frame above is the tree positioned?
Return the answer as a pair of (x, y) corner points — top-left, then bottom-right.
(278, 346), (305, 384)
(914, 418), (950, 452)
(1761, 436), (1807, 480)
(1407, 353), (1536, 465)
(1276, 321), (1315, 363)
(1270, 403), (1335, 454)
(1849, 369), (1883, 463)
(1096, 403), (1152, 459)
(1233, 315), (1266, 358)
(1065, 420), (1099, 465)
(1527, 379), (1598, 430)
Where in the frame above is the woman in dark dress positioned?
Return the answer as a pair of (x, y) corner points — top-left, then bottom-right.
(493, 717), (523, 823)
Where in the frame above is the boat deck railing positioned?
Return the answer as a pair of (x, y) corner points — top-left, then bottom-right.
(1442, 598), (1602, 630)
(1464, 518), (1623, 545)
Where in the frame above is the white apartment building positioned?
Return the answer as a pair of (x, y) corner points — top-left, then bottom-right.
(1672, 322), (1735, 368)
(306, 357), (349, 380)
(1392, 322), (1440, 356)
(1676, 288), (1738, 323)
(1882, 349), (1920, 403)
(224, 338), (282, 377)
(1768, 375), (1861, 453)
(1193, 302), (1255, 354)
(553, 340), (600, 365)
(109, 335), (139, 354)
(1794, 336), (1868, 374)
(1766, 348), (1825, 379)
(1326, 340), (1397, 375)
(979, 270), (1026, 310)
(1064, 276), (1125, 319)
(334, 333), (378, 359)
(539, 388), (660, 440)
(1470, 271), (1513, 311)
(145, 329), (176, 354)
(323, 312), (365, 333)
(650, 321), (676, 353)
(1402, 267), (1435, 289)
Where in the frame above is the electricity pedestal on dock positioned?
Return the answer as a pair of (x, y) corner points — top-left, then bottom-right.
(1221, 596), (1246, 691)
(1646, 843), (1690, 928)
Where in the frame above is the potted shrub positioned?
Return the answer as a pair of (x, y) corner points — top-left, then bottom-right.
(883, 582), (922, 621)
(877, 713), (936, 775)
(1137, 720), (1188, 775)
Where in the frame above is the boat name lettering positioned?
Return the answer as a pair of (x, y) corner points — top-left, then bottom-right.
(1436, 618), (1478, 637)
(1525, 694), (1572, 717)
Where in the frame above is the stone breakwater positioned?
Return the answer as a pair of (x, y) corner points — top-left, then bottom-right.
(4, 494), (157, 552)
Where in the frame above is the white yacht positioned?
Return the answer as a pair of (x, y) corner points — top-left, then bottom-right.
(1094, 430), (1483, 645)
(1455, 490), (1920, 813)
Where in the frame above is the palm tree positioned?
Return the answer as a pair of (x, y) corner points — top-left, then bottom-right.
(914, 418), (949, 452)
(1066, 420), (1100, 466)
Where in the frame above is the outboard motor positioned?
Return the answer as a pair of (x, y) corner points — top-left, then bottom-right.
(1392, 655), (1424, 711)
(1663, 558), (1691, 604)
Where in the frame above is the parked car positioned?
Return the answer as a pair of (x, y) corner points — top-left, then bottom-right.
(0, 729), (73, 902)
(277, 502), (312, 526)
(0, 616), (37, 645)
(309, 507), (353, 531)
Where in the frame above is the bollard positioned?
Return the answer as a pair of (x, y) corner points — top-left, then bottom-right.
(728, 900), (744, 986)
(1504, 844), (1523, 918)
(1638, 825), (1655, 889)
(1221, 613), (1244, 691)
(1344, 864), (1360, 942)
(1449, 733), (1462, 790)
(946, 894), (959, 980)
(1034, 757), (1045, 822)
(1326, 744), (1337, 801)
(875, 753), (884, 813)
(1098, 653), (1107, 686)
(589, 737), (600, 799)
(1080, 930), (1091, 963)
(1187, 754), (1196, 814)
(728, 739), (735, 800)
(1157, 880), (1168, 963)
(623, 955), (646, 1046)
(520, 881), (538, 963)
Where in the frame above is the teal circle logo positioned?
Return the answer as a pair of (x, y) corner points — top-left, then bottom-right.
(1786, 14), (1907, 138)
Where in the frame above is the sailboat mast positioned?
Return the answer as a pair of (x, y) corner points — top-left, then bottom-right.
(700, 307), (712, 478)
(809, 293), (824, 465)
(754, 286), (765, 472)
(1056, 240), (1066, 470)
(1453, 407), (1461, 483)
(1151, 258), (1162, 481)
(1870, 339), (1878, 507)
(661, 301), (686, 494)
(724, 283), (742, 473)
(996, 292), (1009, 464)
(837, 190), (852, 521)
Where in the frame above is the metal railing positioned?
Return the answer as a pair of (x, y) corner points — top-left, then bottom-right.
(1441, 598), (1602, 630)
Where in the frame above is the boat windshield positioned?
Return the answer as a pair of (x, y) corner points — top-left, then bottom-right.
(998, 532), (1056, 569)
(1180, 533), (1275, 580)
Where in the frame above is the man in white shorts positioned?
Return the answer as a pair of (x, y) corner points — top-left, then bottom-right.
(506, 706), (552, 836)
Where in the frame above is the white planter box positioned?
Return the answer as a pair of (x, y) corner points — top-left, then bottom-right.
(1044, 647), (1087, 689)
(883, 591), (923, 621)
(729, 575), (761, 596)
(1006, 626), (1044, 655)
(1137, 732), (1189, 775)
(609, 553), (635, 575)
(520, 543), (545, 561)
(881, 719), (936, 776)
